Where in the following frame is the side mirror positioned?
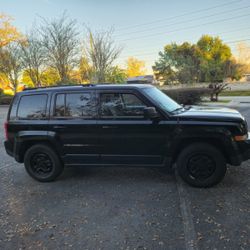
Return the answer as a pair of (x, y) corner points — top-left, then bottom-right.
(144, 107), (160, 119)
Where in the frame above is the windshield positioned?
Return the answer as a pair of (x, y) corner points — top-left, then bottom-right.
(142, 87), (182, 113)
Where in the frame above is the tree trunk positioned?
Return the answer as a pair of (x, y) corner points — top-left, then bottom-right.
(210, 93), (214, 101)
(215, 93), (219, 102)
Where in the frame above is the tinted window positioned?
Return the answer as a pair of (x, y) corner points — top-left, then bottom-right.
(9, 95), (19, 120)
(122, 93), (146, 108)
(54, 92), (95, 118)
(142, 87), (182, 113)
(17, 94), (47, 119)
(100, 93), (147, 119)
(54, 94), (65, 117)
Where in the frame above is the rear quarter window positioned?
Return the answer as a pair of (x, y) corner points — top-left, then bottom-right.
(17, 94), (48, 120)
(8, 95), (19, 120)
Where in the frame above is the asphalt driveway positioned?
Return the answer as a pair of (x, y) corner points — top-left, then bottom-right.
(0, 105), (249, 250)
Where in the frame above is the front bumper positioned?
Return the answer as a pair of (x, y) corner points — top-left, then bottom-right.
(241, 132), (250, 161)
(229, 132), (250, 166)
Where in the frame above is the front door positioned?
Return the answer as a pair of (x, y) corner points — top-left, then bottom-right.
(49, 90), (99, 165)
(97, 90), (169, 166)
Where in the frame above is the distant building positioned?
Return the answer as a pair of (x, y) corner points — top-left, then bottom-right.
(243, 74), (250, 82)
(126, 75), (157, 84)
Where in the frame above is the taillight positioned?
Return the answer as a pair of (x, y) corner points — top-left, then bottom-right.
(4, 122), (8, 140)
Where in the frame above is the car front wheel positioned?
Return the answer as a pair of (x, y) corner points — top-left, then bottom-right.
(24, 144), (63, 182)
(177, 143), (227, 188)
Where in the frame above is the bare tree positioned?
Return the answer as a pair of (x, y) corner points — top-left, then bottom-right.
(40, 13), (79, 83)
(85, 28), (122, 83)
(208, 82), (229, 102)
(20, 30), (45, 87)
(0, 42), (23, 93)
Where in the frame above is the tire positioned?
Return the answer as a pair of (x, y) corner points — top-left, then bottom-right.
(177, 143), (227, 188)
(24, 144), (64, 182)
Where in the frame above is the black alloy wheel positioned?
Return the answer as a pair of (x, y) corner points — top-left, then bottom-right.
(30, 152), (53, 178)
(187, 154), (216, 180)
(177, 143), (227, 188)
(24, 144), (63, 182)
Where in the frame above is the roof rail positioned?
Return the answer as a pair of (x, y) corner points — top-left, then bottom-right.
(23, 83), (100, 91)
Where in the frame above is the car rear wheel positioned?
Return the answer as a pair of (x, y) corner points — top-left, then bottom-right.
(24, 144), (63, 182)
(177, 143), (227, 188)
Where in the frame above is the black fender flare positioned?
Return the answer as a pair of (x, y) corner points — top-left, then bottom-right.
(14, 131), (63, 162)
(168, 130), (240, 165)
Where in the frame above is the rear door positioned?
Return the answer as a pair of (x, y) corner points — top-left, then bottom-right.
(49, 90), (99, 165)
(96, 89), (168, 166)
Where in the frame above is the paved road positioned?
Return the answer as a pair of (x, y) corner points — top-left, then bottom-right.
(0, 106), (249, 250)
(220, 96), (250, 106)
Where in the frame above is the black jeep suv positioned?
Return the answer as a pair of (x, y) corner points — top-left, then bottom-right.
(4, 84), (250, 187)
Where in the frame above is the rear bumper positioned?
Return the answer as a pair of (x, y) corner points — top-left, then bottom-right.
(4, 140), (14, 157)
(4, 140), (22, 162)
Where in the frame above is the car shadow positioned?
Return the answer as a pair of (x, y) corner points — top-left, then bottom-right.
(57, 165), (176, 184)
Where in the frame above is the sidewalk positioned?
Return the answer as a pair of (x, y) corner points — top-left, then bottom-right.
(203, 96), (250, 108)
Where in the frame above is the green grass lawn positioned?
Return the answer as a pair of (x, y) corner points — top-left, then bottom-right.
(220, 90), (250, 96)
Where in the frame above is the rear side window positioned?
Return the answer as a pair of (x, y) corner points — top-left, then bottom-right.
(54, 92), (96, 118)
(17, 94), (47, 120)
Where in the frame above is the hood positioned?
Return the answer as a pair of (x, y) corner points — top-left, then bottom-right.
(173, 106), (245, 122)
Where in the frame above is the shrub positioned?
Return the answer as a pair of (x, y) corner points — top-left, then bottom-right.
(0, 88), (3, 95)
(0, 95), (13, 105)
(162, 88), (211, 105)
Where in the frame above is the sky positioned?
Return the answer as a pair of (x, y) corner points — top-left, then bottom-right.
(1, 0), (250, 73)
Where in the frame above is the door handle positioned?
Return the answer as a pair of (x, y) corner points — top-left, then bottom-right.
(53, 125), (66, 129)
(102, 125), (118, 129)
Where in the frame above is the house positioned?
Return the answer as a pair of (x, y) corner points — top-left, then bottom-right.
(126, 75), (157, 85)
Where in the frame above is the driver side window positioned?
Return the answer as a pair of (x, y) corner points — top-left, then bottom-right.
(100, 93), (147, 119)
